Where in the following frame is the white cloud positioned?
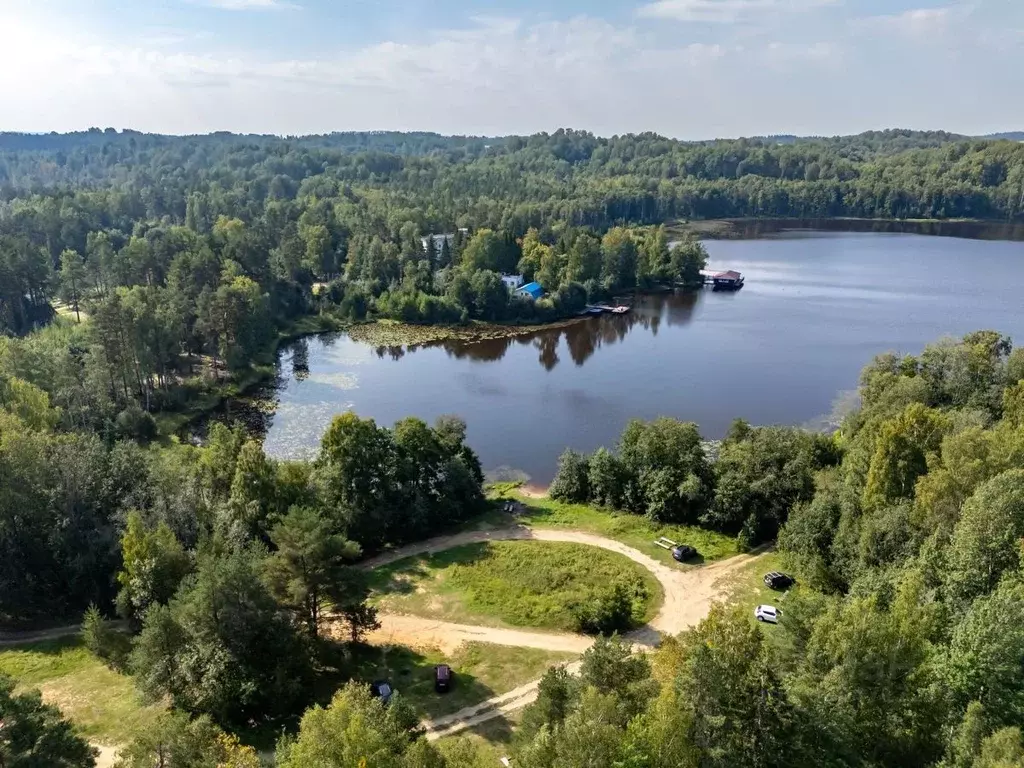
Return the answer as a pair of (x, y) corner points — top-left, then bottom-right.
(855, 7), (953, 36)
(637, 0), (837, 23)
(185, 0), (300, 10)
(0, 7), (1020, 138)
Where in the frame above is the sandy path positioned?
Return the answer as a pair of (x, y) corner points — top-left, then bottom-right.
(363, 525), (768, 639)
(364, 525), (770, 739)
(423, 660), (584, 741)
(0, 621), (126, 647)
(366, 615), (594, 656)
(94, 745), (118, 768)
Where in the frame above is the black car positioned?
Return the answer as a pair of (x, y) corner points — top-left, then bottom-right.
(764, 572), (795, 590)
(434, 664), (453, 693)
(672, 545), (697, 562)
(370, 680), (394, 705)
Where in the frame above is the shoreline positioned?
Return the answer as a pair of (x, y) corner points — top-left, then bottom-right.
(669, 216), (1024, 241)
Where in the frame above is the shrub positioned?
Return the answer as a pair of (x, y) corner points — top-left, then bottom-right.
(113, 406), (157, 442)
(81, 603), (129, 670)
(570, 583), (638, 635)
(550, 449), (591, 503)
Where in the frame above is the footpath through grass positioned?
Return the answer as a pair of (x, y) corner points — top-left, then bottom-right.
(348, 642), (576, 721)
(0, 636), (164, 745)
(507, 492), (739, 566)
(368, 540), (662, 632)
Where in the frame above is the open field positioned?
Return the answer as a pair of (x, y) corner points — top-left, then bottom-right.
(347, 642), (576, 721)
(503, 492), (740, 567)
(0, 636), (164, 746)
(368, 540), (662, 633)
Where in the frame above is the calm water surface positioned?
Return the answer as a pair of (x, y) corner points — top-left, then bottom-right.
(262, 231), (1024, 483)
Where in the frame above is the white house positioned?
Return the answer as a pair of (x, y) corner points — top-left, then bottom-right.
(501, 274), (525, 291)
(421, 234), (454, 254)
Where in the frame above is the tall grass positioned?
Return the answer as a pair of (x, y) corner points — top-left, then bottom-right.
(370, 540), (663, 633)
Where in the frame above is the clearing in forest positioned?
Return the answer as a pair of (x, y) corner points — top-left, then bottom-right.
(367, 540), (663, 633)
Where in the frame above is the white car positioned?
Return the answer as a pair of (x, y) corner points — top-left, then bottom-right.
(755, 604), (780, 624)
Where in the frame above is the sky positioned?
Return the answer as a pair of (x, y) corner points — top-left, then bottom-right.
(1, 0), (1021, 138)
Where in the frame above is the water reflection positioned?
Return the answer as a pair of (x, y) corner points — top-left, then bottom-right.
(725, 218), (1024, 241)
(362, 291), (699, 371)
(290, 337), (310, 381)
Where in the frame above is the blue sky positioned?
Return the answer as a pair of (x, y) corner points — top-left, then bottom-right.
(1, 0), (1021, 137)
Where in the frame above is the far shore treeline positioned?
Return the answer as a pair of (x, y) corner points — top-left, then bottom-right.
(2, 128), (1022, 440)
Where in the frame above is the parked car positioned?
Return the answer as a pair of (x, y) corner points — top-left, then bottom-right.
(764, 571), (795, 590)
(672, 545), (697, 562)
(755, 605), (780, 624)
(434, 664), (453, 693)
(370, 680), (394, 705)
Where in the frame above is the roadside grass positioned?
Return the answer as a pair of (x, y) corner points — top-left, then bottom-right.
(346, 642), (576, 721)
(716, 550), (807, 658)
(368, 540), (663, 632)
(0, 636), (164, 745)
(437, 708), (522, 764)
(720, 551), (792, 614)
(503, 492), (739, 567)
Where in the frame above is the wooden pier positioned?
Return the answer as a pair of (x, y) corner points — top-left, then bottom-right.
(584, 304), (631, 315)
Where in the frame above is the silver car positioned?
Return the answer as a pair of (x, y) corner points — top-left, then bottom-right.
(755, 604), (780, 624)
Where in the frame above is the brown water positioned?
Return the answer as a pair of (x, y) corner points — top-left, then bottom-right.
(259, 229), (1024, 484)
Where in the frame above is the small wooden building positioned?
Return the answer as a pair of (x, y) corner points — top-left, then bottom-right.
(701, 269), (745, 289)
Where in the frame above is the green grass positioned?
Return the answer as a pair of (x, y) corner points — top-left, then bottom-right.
(507, 493), (739, 567)
(721, 551), (790, 613)
(368, 540), (662, 633)
(437, 708), (522, 764)
(0, 637), (164, 745)
(347, 643), (575, 721)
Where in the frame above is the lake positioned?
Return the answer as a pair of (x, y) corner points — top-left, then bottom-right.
(258, 228), (1024, 484)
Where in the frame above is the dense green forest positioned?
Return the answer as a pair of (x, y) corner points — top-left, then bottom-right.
(2, 127), (1022, 432)
(5, 325), (1024, 767)
(2, 128), (1024, 766)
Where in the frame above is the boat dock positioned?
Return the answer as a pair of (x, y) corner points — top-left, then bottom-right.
(699, 269), (745, 289)
(583, 304), (631, 315)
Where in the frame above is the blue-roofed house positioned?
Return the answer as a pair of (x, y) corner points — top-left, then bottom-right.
(516, 281), (544, 300)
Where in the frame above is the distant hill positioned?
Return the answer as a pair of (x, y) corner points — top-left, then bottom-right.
(981, 132), (1024, 141)
(759, 129), (1023, 144)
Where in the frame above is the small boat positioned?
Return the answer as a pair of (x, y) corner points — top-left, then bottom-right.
(611, 306), (630, 314)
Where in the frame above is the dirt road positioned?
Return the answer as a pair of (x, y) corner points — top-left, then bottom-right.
(367, 615), (594, 656)
(363, 525), (768, 639)
(363, 526), (770, 739)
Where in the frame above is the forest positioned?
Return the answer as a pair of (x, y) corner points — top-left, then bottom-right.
(2, 128), (1022, 433)
(5, 329), (1024, 767)
(2, 128), (1024, 766)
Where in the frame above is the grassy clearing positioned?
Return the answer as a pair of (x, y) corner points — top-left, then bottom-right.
(720, 551), (791, 613)
(437, 708), (522, 764)
(504, 493), (739, 567)
(347, 643), (575, 721)
(368, 540), (662, 632)
(0, 636), (164, 745)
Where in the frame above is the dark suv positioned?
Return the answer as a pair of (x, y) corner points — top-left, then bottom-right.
(764, 572), (794, 590)
(672, 545), (697, 562)
(434, 664), (453, 693)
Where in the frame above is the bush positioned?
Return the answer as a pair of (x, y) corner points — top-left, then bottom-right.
(570, 583), (637, 635)
(81, 603), (129, 670)
(550, 449), (591, 503)
(114, 406), (157, 442)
